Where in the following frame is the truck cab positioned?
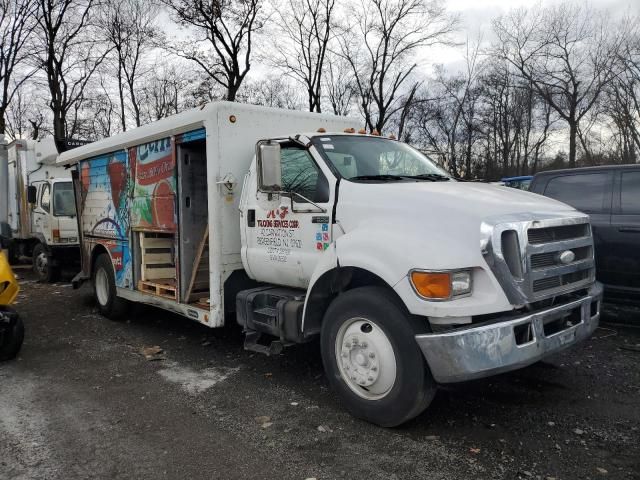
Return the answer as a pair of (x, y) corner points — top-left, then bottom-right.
(28, 178), (79, 281)
(57, 102), (602, 427)
(0, 138), (80, 281)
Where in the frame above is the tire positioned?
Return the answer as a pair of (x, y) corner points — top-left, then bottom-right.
(0, 311), (24, 361)
(320, 286), (436, 427)
(92, 253), (128, 320)
(32, 243), (59, 283)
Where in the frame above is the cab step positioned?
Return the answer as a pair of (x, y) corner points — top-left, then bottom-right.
(243, 331), (284, 356)
(236, 286), (309, 355)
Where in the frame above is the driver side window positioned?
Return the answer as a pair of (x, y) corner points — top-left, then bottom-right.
(40, 183), (51, 212)
(281, 148), (329, 203)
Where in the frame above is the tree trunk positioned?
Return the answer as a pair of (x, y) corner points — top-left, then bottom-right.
(53, 109), (66, 153)
(118, 66), (127, 132)
(568, 119), (577, 168)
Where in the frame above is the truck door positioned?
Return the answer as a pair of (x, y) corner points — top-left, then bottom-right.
(32, 181), (51, 239)
(610, 169), (640, 292)
(542, 171), (614, 286)
(244, 144), (333, 289)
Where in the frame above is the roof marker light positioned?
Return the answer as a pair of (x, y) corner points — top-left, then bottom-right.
(344, 127), (355, 133)
(317, 127), (326, 133)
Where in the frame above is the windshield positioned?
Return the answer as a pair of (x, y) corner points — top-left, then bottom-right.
(52, 182), (76, 217)
(311, 135), (451, 182)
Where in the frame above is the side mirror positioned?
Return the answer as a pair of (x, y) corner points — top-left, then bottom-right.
(257, 142), (281, 192)
(27, 185), (37, 204)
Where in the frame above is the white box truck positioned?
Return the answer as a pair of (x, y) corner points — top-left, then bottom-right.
(0, 136), (79, 281)
(57, 102), (602, 426)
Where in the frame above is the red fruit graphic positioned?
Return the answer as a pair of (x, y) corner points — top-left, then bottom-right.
(152, 180), (175, 229)
(81, 162), (90, 206)
(108, 159), (126, 210)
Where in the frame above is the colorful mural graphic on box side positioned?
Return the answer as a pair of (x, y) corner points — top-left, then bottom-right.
(79, 151), (132, 287)
(130, 137), (176, 232)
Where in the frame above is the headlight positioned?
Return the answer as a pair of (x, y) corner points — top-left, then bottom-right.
(409, 269), (472, 300)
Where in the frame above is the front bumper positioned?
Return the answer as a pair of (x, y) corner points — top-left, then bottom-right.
(416, 283), (603, 383)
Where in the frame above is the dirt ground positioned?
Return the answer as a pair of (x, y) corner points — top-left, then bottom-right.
(1, 269), (639, 480)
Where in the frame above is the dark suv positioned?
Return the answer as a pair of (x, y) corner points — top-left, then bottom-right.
(530, 165), (640, 297)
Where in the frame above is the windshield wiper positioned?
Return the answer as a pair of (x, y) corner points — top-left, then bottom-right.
(349, 174), (405, 181)
(402, 173), (451, 181)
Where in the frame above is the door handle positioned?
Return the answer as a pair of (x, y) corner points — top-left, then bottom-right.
(618, 227), (640, 233)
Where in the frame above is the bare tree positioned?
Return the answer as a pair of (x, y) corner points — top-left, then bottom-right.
(104, 0), (158, 130)
(4, 84), (49, 140)
(271, 0), (335, 112)
(139, 62), (193, 122)
(493, 2), (624, 167)
(411, 41), (480, 177)
(36, 0), (110, 151)
(241, 75), (303, 109)
(0, 0), (37, 137)
(339, 0), (457, 134)
(163, 0), (262, 101)
(324, 53), (355, 116)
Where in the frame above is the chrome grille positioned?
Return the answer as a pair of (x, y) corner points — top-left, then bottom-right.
(482, 214), (596, 305)
(528, 224), (590, 244)
(525, 221), (595, 299)
(530, 246), (592, 270)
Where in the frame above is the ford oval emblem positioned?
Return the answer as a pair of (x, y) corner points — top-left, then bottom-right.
(559, 250), (576, 265)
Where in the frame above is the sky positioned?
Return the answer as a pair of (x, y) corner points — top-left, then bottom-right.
(425, 0), (640, 73)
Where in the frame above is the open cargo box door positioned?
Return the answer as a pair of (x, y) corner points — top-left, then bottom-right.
(176, 131), (210, 307)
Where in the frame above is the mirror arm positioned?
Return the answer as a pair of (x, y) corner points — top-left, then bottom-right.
(281, 191), (326, 213)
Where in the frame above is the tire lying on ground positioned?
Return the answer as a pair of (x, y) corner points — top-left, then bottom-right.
(320, 286), (437, 427)
(0, 310), (24, 361)
(92, 253), (128, 320)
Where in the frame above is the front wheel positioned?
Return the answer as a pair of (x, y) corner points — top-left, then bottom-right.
(92, 253), (127, 320)
(320, 286), (437, 427)
(32, 243), (58, 283)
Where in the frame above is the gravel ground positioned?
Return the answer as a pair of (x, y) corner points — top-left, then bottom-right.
(1, 269), (639, 480)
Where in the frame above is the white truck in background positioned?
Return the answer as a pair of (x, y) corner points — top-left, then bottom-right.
(57, 102), (603, 426)
(0, 136), (80, 282)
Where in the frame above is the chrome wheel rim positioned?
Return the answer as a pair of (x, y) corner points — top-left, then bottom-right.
(95, 268), (109, 306)
(35, 252), (48, 277)
(335, 317), (397, 400)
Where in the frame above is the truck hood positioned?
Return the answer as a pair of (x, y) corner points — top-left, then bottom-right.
(334, 180), (582, 273)
(337, 180), (577, 224)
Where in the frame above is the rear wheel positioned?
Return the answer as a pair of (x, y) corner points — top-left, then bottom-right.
(32, 243), (58, 283)
(92, 253), (127, 320)
(320, 286), (437, 427)
(0, 310), (24, 361)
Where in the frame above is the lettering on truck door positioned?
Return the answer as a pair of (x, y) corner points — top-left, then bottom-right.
(246, 145), (333, 288)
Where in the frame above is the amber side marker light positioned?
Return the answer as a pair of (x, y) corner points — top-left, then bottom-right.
(410, 271), (451, 300)
(52, 229), (60, 241)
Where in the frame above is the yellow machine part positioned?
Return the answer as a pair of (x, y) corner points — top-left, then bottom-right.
(0, 252), (20, 305)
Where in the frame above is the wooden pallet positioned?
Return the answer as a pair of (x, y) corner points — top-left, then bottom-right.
(138, 279), (177, 299)
(140, 233), (176, 282)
